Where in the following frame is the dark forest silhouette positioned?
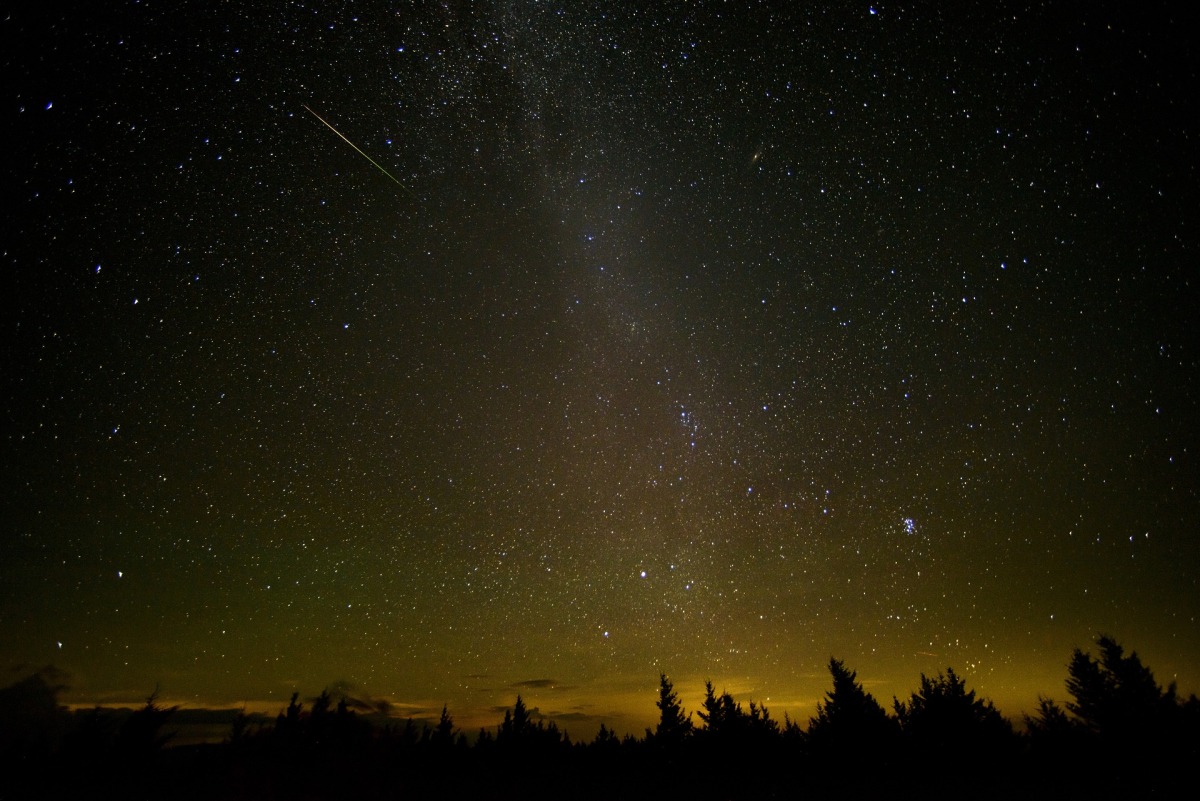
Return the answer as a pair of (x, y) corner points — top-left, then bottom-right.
(2, 636), (1196, 799)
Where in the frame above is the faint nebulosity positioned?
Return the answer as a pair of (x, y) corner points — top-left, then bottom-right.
(2, 1), (1197, 734)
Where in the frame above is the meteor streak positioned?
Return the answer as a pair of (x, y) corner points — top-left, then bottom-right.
(302, 104), (416, 198)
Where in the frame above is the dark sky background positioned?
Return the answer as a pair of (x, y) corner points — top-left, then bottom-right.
(3, 1), (1198, 735)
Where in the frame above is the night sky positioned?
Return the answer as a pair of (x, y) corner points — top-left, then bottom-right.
(3, 1), (1198, 736)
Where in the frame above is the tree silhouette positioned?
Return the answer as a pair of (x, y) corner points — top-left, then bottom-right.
(498, 694), (533, 742)
(1024, 695), (1075, 738)
(228, 705), (251, 745)
(1056, 633), (1200, 779)
(276, 691), (303, 737)
(310, 689), (333, 723)
(0, 667), (70, 758)
(696, 680), (741, 738)
(1066, 634), (1169, 739)
(1015, 635), (1200, 794)
(1023, 693), (1091, 780)
(807, 657), (896, 759)
(495, 694), (566, 754)
(746, 700), (780, 740)
(648, 673), (692, 747)
(894, 667), (1013, 758)
(593, 722), (620, 749)
(433, 704), (455, 745)
(694, 682), (779, 747)
(475, 726), (494, 748)
(781, 713), (804, 745)
(4, 651), (1197, 800)
(115, 688), (178, 759)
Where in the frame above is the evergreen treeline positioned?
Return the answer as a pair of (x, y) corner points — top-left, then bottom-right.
(1, 636), (1196, 800)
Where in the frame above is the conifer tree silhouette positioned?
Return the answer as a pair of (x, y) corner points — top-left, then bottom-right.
(1066, 634), (1167, 738)
(650, 673), (692, 746)
(5, 646), (1196, 801)
(807, 657), (895, 757)
(593, 722), (620, 749)
(694, 680), (779, 748)
(433, 704), (455, 745)
(894, 667), (1012, 755)
(278, 691), (303, 736)
(697, 680), (742, 738)
(1023, 693), (1089, 777)
(115, 689), (178, 761)
(0, 667), (70, 758)
(311, 689), (333, 720)
(499, 694), (534, 742)
(1059, 632), (1200, 779)
(1024, 695), (1075, 738)
(228, 706), (250, 745)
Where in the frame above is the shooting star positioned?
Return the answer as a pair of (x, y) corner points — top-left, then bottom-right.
(302, 104), (416, 199)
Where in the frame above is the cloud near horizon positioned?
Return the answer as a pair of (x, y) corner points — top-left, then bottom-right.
(510, 678), (575, 691)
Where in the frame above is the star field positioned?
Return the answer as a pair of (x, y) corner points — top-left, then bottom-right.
(3, 1), (1198, 734)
